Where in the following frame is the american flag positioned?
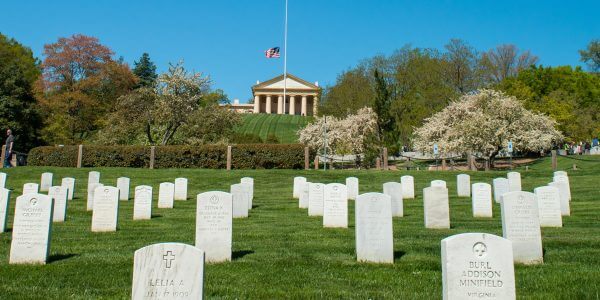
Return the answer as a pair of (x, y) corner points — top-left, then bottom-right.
(265, 47), (280, 58)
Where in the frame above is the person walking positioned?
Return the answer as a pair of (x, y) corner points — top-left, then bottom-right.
(4, 129), (14, 168)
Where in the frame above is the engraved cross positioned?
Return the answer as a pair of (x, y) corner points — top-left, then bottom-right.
(163, 251), (175, 268)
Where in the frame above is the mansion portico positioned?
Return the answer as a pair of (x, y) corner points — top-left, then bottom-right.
(252, 74), (321, 116)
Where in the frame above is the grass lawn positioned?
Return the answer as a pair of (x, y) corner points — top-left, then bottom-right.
(0, 156), (599, 299)
(237, 114), (312, 143)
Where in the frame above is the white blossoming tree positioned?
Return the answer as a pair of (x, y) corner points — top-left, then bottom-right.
(413, 89), (563, 167)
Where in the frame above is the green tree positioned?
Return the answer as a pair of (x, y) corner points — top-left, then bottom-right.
(579, 39), (600, 72)
(133, 53), (158, 88)
(0, 33), (43, 151)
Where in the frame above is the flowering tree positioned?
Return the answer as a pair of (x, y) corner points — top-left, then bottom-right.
(413, 89), (563, 165)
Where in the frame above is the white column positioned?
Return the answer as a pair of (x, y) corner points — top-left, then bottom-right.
(253, 95), (260, 113)
(266, 95), (272, 114)
(313, 95), (319, 116)
(301, 96), (307, 116)
(289, 96), (296, 115)
(277, 95), (283, 114)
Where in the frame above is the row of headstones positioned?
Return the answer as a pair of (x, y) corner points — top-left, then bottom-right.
(6, 171), (255, 266)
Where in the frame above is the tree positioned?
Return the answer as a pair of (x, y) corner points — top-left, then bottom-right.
(413, 89), (562, 168)
(0, 33), (43, 151)
(373, 69), (393, 146)
(480, 44), (538, 83)
(320, 66), (375, 117)
(133, 53), (158, 88)
(579, 39), (600, 72)
(443, 39), (482, 93)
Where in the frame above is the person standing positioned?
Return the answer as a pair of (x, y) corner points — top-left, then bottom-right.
(4, 129), (14, 168)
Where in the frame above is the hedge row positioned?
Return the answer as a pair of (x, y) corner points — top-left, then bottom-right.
(28, 144), (310, 169)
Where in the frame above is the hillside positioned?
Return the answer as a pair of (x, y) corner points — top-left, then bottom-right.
(236, 114), (313, 143)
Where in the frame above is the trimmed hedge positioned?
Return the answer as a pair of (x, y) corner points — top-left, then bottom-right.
(28, 144), (310, 169)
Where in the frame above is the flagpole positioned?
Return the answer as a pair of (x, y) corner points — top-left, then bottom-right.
(283, 0), (288, 111)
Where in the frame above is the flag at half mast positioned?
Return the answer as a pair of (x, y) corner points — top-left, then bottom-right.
(265, 47), (280, 58)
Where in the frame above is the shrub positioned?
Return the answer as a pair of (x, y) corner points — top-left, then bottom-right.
(231, 144), (305, 169)
(265, 134), (280, 144)
(230, 133), (263, 144)
(28, 146), (79, 167)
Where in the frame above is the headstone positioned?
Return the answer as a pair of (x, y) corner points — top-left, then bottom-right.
(117, 177), (130, 201)
(240, 182), (253, 210)
(240, 177), (254, 205)
(534, 186), (563, 227)
(0, 188), (9, 232)
(48, 186), (68, 222)
(132, 243), (204, 300)
(0, 172), (6, 188)
(400, 175), (415, 199)
(87, 171), (100, 192)
(441, 233), (516, 300)
(9, 193), (53, 264)
(507, 172), (521, 192)
(195, 191), (232, 263)
(230, 183), (249, 218)
(323, 183), (348, 228)
(383, 182), (403, 217)
(548, 181), (570, 216)
(456, 174), (471, 197)
(133, 186), (153, 220)
(91, 186), (119, 232)
(61, 177), (75, 200)
(492, 178), (510, 203)
(292, 176), (306, 199)
(500, 191), (543, 264)
(40, 172), (53, 192)
(174, 178), (188, 201)
(22, 183), (39, 195)
(431, 180), (447, 188)
(87, 183), (103, 211)
(423, 186), (450, 229)
(553, 171), (568, 177)
(471, 183), (492, 218)
(299, 182), (309, 209)
(355, 193), (394, 264)
(553, 174), (571, 201)
(308, 182), (324, 217)
(346, 177), (359, 200)
(158, 182), (175, 209)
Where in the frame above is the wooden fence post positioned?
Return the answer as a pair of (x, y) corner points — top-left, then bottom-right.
(551, 150), (557, 171)
(149, 146), (156, 169)
(77, 145), (83, 168)
(383, 147), (388, 170)
(304, 147), (309, 170)
(227, 146), (232, 171)
(0, 145), (5, 169)
(314, 156), (319, 170)
(376, 157), (381, 170)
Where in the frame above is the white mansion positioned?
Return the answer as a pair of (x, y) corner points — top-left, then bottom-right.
(224, 74), (321, 116)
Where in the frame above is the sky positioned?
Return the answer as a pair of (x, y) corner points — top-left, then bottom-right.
(1, 0), (598, 103)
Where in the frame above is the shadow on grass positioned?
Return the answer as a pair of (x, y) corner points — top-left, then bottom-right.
(252, 205), (260, 209)
(151, 214), (163, 219)
(48, 253), (79, 263)
(232, 250), (254, 260)
(394, 250), (407, 261)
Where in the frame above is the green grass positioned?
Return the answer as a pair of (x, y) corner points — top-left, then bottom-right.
(236, 114), (312, 143)
(0, 156), (599, 299)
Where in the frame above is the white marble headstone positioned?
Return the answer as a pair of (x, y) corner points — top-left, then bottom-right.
(134, 186), (153, 220)
(400, 175), (415, 199)
(346, 177), (359, 200)
(534, 186), (562, 227)
(553, 171), (567, 177)
(293, 176), (306, 199)
(501, 191), (543, 264)
(507, 172), (521, 192)
(132, 243), (204, 300)
(117, 177), (130, 201)
(174, 178), (188, 201)
(471, 183), (492, 218)
(40, 172), (53, 192)
(91, 186), (120, 232)
(323, 183), (348, 228)
(299, 182), (309, 209)
(492, 178), (510, 203)
(383, 182), (403, 217)
(0, 172), (6, 188)
(355, 193), (393, 264)
(240, 182), (253, 210)
(423, 186), (450, 229)
(158, 182), (175, 209)
(87, 171), (100, 192)
(553, 174), (571, 201)
(230, 183), (249, 218)
(431, 180), (447, 188)
(196, 191), (232, 263)
(22, 182), (39, 195)
(0, 187), (9, 232)
(240, 177), (254, 205)
(441, 233), (516, 300)
(308, 183), (324, 217)
(87, 183), (103, 211)
(9, 193), (53, 264)
(456, 174), (471, 197)
(48, 186), (68, 222)
(548, 181), (570, 216)
(61, 177), (75, 200)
